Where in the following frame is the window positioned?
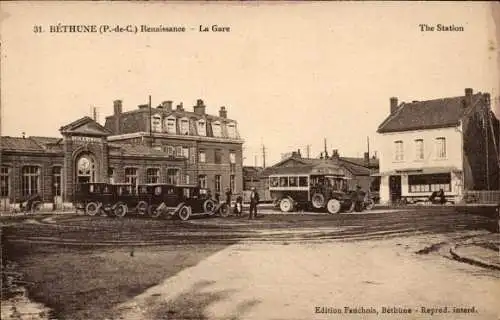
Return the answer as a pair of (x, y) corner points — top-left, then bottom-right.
(270, 177), (279, 187)
(198, 175), (207, 188)
(22, 166), (40, 196)
(167, 168), (180, 184)
(180, 118), (189, 135)
(151, 114), (162, 132)
(408, 173), (451, 193)
(165, 117), (176, 134)
(227, 123), (236, 139)
(394, 140), (404, 161)
(166, 146), (174, 157)
(125, 167), (138, 192)
(199, 150), (206, 163)
(215, 175), (221, 193)
(146, 168), (160, 184)
(53, 167), (62, 196)
(1, 166), (9, 197)
(299, 176), (308, 187)
(229, 151), (236, 164)
(182, 147), (189, 159)
(289, 176), (298, 187)
(185, 175), (190, 184)
(279, 177), (288, 187)
(176, 146), (182, 158)
(212, 121), (222, 137)
(77, 156), (95, 183)
(197, 119), (206, 136)
(415, 139), (424, 160)
(108, 167), (115, 184)
(435, 137), (446, 159)
(230, 175), (235, 191)
(189, 147), (196, 164)
(214, 149), (222, 164)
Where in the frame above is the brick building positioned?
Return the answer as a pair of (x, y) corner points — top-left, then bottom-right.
(0, 99), (243, 210)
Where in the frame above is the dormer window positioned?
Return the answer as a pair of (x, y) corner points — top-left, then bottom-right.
(227, 122), (237, 139)
(151, 114), (162, 132)
(212, 121), (221, 137)
(180, 118), (189, 135)
(197, 119), (206, 136)
(164, 116), (176, 134)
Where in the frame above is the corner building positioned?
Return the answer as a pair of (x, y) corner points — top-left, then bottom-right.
(0, 99), (244, 210)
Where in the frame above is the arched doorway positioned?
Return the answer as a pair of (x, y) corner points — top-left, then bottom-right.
(76, 154), (96, 184)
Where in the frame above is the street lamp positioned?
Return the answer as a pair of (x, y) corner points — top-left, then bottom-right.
(54, 182), (59, 210)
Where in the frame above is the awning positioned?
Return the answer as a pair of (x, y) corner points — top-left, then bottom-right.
(371, 167), (462, 177)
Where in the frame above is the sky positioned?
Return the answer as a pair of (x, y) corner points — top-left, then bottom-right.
(1, 2), (499, 166)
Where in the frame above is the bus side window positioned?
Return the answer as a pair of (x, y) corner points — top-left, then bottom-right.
(279, 177), (288, 187)
(270, 177), (279, 187)
(299, 177), (308, 187)
(289, 177), (297, 187)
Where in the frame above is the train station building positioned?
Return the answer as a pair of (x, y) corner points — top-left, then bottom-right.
(0, 99), (244, 211)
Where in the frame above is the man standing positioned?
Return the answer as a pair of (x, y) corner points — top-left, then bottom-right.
(249, 187), (260, 219)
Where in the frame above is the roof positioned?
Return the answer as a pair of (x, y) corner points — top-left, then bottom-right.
(107, 106), (237, 123)
(60, 116), (113, 136)
(377, 93), (484, 133)
(341, 156), (379, 168)
(1, 136), (45, 151)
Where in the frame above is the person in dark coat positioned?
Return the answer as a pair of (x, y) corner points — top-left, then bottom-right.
(249, 187), (260, 219)
(225, 187), (232, 205)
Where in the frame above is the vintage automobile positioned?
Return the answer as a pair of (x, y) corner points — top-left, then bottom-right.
(269, 173), (361, 214)
(74, 182), (116, 216)
(142, 183), (225, 220)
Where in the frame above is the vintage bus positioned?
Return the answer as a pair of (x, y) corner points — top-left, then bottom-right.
(269, 172), (356, 214)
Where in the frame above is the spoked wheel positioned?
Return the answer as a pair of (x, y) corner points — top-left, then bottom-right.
(311, 193), (325, 209)
(203, 199), (216, 215)
(86, 202), (99, 216)
(218, 203), (230, 217)
(136, 201), (148, 215)
(114, 203), (128, 218)
(279, 198), (293, 212)
(148, 205), (162, 219)
(178, 206), (191, 221)
(326, 199), (341, 214)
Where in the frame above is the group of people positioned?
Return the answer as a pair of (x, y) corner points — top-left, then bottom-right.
(211, 187), (260, 219)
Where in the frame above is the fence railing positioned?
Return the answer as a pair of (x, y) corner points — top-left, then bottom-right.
(463, 190), (500, 204)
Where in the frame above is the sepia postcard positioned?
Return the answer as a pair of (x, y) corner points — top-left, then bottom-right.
(0, 1), (499, 320)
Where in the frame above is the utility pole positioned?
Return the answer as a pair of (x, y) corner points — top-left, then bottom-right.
(306, 144), (311, 158)
(323, 138), (328, 159)
(262, 144), (266, 168)
(367, 136), (370, 166)
(93, 107), (97, 122)
(254, 154), (257, 167)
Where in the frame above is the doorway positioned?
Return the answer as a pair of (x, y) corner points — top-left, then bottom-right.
(389, 175), (402, 203)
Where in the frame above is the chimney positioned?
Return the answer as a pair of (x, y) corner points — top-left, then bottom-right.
(364, 152), (370, 165)
(219, 106), (227, 118)
(113, 100), (122, 115)
(297, 149), (301, 158)
(390, 97), (398, 114)
(193, 99), (206, 115)
(176, 102), (184, 112)
(465, 88), (473, 107)
(331, 149), (339, 159)
(160, 100), (173, 112)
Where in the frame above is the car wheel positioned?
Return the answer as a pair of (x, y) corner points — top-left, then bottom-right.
(203, 199), (216, 215)
(148, 205), (162, 219)
(218, 203), (230, 217)
(114, 203), (128, 218)
(86, 202), (99, 216)
(311, 193), (325, 209)
(136, 201), (148, 215)
(279, 198), (293, 212)
(327, 199), (341, 214)
(178, 206), (191, 221)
